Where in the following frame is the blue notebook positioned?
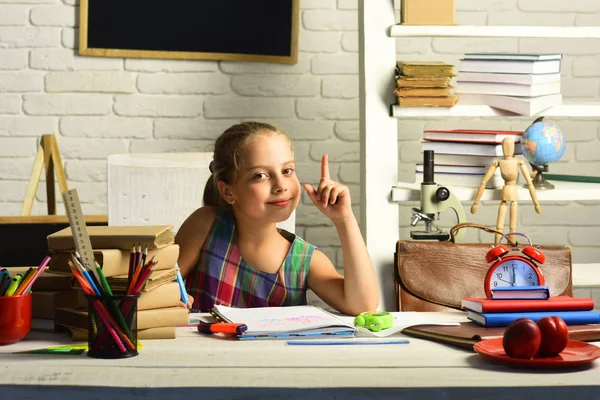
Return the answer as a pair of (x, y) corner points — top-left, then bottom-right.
(468, 310), (600, 327)
(211, 304), (357, 340)
(491, 285), (550, 300)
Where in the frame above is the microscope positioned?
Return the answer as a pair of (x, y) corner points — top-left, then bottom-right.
(410, 150), (466, 242)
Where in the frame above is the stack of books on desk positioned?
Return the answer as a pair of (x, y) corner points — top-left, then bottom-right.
(462, 287), (600, 327)
(395, 61), (458, 107)
(456, 53), (563, 116)
(417, 128), (523, 188)
(46, 225), (188, 339)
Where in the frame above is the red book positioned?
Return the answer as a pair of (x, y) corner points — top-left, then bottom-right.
(461, 296), (594, 314)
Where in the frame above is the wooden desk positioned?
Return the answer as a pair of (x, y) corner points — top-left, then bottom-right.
(1, 312), (599, 399)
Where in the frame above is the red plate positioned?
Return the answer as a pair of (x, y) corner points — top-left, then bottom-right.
(474, 338), (600, 369)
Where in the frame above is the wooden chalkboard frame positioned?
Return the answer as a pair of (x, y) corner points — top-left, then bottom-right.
(78, 1), (299, 64)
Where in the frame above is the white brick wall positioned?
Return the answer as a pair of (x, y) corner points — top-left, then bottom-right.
(0, 0), (598, 285)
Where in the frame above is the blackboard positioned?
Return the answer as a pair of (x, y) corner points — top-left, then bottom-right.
(0, 215), (108, 267)
(79, 0), (299, 64)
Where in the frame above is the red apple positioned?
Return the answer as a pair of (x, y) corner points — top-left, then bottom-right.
(502, 318), (542, 359)
(536, 316), (569, 357)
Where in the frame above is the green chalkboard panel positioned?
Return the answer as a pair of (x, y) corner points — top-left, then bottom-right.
(79, 0), (299, 64)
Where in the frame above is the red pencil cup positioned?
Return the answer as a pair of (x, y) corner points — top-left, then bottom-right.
(0, 293), (32, 345)
(86, 294), (139, 359)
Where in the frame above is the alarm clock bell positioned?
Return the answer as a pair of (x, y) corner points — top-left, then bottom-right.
(410, 150), (466, 242)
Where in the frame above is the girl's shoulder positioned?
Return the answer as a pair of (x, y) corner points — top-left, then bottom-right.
(186, 206), (219, 225)
(176, 206), (219, 245)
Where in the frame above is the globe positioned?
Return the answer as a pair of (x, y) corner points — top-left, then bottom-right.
(521, 119), (566, 167)
(520, 118), (566, 190)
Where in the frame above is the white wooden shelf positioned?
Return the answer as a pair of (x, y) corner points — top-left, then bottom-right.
(389, 25), (600, 38)
(392, 180), (600, 203)
(361, 2), (600, 311)
(391, 103), (600, 118)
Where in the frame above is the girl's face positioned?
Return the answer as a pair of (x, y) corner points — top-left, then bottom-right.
(224, 133), (300, 223)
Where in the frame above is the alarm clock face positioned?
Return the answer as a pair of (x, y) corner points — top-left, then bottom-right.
(489, 257), (541, 290)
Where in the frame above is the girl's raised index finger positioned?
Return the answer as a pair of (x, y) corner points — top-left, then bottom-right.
(321, 154), (330, 180)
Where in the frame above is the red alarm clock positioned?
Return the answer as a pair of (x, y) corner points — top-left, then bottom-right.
(484, 232), (545, 299)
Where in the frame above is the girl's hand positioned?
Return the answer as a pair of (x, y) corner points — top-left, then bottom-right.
(179, 294), (193, 310)
(303, 155), (353, 222)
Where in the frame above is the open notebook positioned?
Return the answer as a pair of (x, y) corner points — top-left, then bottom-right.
(211, 305), (357, 340)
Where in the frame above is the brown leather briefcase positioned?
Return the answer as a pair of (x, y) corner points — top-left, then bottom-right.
(394, 223), (573, 312)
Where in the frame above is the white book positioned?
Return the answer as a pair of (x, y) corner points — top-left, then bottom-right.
(211, 304), (357, 340)
(432, 153), (498, 166)
(455, 81), (561, 97)
(482, 94), (563, 117)
(459, 59), (561, 75)
(415, 171), (505, 189)
(422, 141), (522, 157)
(457, 72), (561, 85)
(416, 164), (491, 175)
(463, 53), (562, 61)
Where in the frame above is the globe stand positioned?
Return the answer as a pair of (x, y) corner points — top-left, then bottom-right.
(526, 163), (555, 190)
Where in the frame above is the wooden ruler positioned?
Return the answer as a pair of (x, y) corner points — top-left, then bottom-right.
(62, 188), (95, 270)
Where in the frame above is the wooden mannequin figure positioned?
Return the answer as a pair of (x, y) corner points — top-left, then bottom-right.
(471, 137), (542, 243)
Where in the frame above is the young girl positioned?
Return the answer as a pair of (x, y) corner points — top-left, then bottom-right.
(176, 121), (378, 315)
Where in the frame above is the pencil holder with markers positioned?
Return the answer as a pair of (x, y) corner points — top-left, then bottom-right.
(86, 294), (139, 359)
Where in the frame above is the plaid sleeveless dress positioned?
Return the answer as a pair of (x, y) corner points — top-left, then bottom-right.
(185, 208), (316, 312)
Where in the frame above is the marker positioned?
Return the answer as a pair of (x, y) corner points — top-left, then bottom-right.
(4, 275), (23, 296)
(197, 321), (248, 335)
(0, 274), (10, 296)
(286, 339), (410, 346)
(0, 269), (9, 295)
(13, 267), (36, 296)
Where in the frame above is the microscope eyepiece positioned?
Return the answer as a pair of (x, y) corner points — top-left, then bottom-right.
(423, 150), (434, 184)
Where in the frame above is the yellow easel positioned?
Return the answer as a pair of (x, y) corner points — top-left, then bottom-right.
(20, 134), (69, 216)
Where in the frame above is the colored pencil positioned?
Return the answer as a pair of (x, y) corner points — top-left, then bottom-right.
(141, 245), (147, 272)
(70, 262), (132, 352)
(68, 261), (93, 294)
(127, 243), (135, 288)
(75, 250), (102, 289)
(95, 261), (134, 342)
(91, 301), (128, 353)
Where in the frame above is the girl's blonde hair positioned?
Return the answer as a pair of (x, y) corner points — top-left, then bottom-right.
(203, 121), (291, 208)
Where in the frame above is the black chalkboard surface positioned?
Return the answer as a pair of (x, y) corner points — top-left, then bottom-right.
(79, 0), (299, 64)
(0, 216), (107, 267)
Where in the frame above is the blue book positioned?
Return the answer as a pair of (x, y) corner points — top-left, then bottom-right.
(490, 285), (550, 300)
(468, 310), (600, 327)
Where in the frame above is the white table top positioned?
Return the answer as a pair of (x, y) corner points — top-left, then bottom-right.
(1, 312), (599, 399)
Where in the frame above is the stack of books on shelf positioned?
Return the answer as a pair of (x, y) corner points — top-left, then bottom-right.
(395, 61), (458, 107)
(46, 225), (188, 340)
(456, 53), (563, 116)
(462, 286), (600, 327)
(417, 128), (523, 188)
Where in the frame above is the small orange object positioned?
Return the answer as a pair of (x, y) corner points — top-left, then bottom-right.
(197, 322), (248, 335)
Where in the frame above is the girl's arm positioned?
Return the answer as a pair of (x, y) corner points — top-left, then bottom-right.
(175, 206), (216, 280)
(304, 155), (379, 315)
